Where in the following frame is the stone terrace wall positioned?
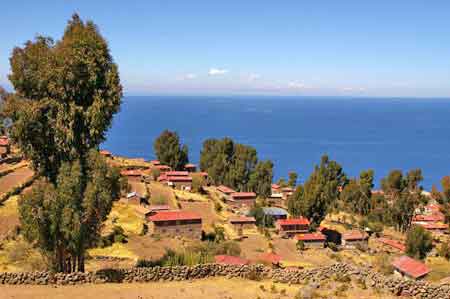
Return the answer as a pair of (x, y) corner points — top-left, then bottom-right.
(1, 263), (449, 299)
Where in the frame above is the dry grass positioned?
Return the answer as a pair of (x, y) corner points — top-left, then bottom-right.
(179, 201), (223, 231)
(129, 180), (147, 197)
(103, 201), (144, 236)
(0, 195), (20, 239)
(0, 167), (34, 195)
(0, 238), (46, 272)
(126, 235), (186, 260)
(426, 256), (450, 282)
(148, 182), (177, 208)
(87, 243), (137, 260)
(174, 189), (208, 202)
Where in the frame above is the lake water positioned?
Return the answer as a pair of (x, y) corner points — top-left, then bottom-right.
(102, 96), (450, 189)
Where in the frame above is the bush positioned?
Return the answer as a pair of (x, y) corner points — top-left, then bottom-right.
(374, 253), (394, 275)
(327, 242), (339, 252)
(214, 241), (241, 256)
(406, 225), (433, 260)
(140, 223), (148, 236)
(214, 201), (223, 213)
(296, 240), (305, 251)
(438, 241), (450, 260)
(151, 194), (168, 205)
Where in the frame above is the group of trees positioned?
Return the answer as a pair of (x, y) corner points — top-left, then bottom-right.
(199, 137), (273, 197)
(153, 130), (189, 170)
(2, 14), (122, 272)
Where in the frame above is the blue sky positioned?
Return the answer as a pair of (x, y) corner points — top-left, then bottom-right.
(1, 1), (450, 97)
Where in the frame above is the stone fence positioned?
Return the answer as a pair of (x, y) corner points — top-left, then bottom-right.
(1, 263), (449, 299)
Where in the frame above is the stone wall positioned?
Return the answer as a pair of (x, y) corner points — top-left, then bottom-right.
(1, 263), (449, 299)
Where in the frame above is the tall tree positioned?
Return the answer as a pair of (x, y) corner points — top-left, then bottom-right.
(406, 225), (433, 260)
(287, 171), (298, 188)
(19, 151), (118, 272)
(248, 160), (273, 198)
(405, 169), (423, 192)
(391, 191), (420, 232)
(153, 130), (189, 170)
(381, 169), (404, 197)
(6, 14), (122, 272)
(442, 176), (450, 202)
(289, 155), (346, 226)
(340, 169), (374, 215)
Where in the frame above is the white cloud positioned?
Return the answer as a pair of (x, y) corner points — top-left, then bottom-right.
(208, 68), (229, 76)
(287, 81), (306, 89)
(247, 73), (261, 81)
(341, 87), (366, 92)
(183, 73), (197, 80)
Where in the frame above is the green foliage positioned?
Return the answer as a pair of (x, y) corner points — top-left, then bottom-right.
(191, 174), (206, 193)
(214, 201), (223, 213)
(214, 240), (242, 256)
(287, 185), (304, 217)
(288, 171), (298, 188)
(438, 241), (450, 260)
(288, 155), (346, 226)
(391, 191), (421, 232)
(19, 151), (119, 272)
(442, 176), (450, 202)
(151, 194), (168, 205)
(296, 240), (305, 251)
(327, 242), (339, 252)
(406, 225), (433, 260)
(153, 130), (189, 170)
(249, 206), (274, 227)
(200, 137), (261, 193)
(6, 14), (122, 183)
(248, 160), (274, 198)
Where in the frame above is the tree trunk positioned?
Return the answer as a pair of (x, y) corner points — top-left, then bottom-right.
(77, 252), (85, 272)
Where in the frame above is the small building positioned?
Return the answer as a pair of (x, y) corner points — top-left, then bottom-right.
(125, 192), (145, 205)
(228, 192), (256, 208)
(296, 232), (326, 249)
(147, 205), (170, 215)
(341, 230), (369, 249)
(281, 187), (294, 200)
(166, 175), (192, 190)
(165, 171), (190, 177)
(184, 163), (197, 172)
(147, 211), (202, 239)
(258, 252), (282, 267)
(217, 185), (236, 200)
(229, 216), (256, 230)
(0, 136), (11, 158)
(99, 149), (112, 158)
(215, 255), (249, 265)
(155, 164), (171, 174)
(392, 255), (430, 280)
(377, 238), (406, 253)
(151, 160), (161, 166)
(262, 207), (288, 221)
(276, 217), (310, 237)
(412, 213), (445, 223)
(271, 184), (281, 195)
(120, 169), (143, 181)
(134, 205), (152, 219)
(416, 222), (448, 234)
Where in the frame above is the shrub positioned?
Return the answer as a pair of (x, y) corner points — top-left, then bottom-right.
(214, 241), (241, 256)
(214, 201), (223, 213)
(327, 242), (339, 252)
(296, 240), (305, 251)
(438, 241), (450, 260)
(406, 225), (433, 260)
(140, 223), (148, 236)
(374, 253), (394, 275)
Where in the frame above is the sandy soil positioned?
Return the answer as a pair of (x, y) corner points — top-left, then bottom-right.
(179, 201), (223, 231)
(0, 277), (398, 299)
(126, 235), (185, 260)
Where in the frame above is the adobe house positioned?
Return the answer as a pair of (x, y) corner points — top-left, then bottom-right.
(151, 160), (161, 166)
(271, 184), (282, 195)
(147, 211), (202, 239)
(377, 237), (406, 253)
(184, 163), (197, 172)
(276, 217), (310, 237)
(341, 230), (369, 249)
(229, 216), (256, 230)
(147, 205), (170, 215)
(392, 255), (430, 280)
(416, 222), (449, 235)
(99, 149), (112, 158)
(155, 164), (172, 174)
(228, 192), (256, 208)
(281, 187), (294, 200)
(159, 171), (192, 190)
(296, 232), (326, 249)
(125, 191), (145, 205)
(120, 169), (143, 181)
(0, 136), (11, 158)
(217, 185), (236, 200)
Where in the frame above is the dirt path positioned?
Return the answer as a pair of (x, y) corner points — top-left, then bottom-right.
(0, 167), (34, 194)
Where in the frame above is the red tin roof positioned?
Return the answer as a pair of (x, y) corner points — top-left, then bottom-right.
(229, 216), (256, 223)
(215, 255), (249, 265)
(277, 217), (310, 226)
(392, 255), (430, 279)
(378, 238), (406, 252)
(120, 169), (142, 176)
(165, 171), (189, 176)
(231, 192), (256, 199)
(148, 211), (201, 222)
(342, 230), (369, 241)
(413, 213), (445, 222)
(217, 185), (236, 194)
(259, 252), (282, 264)
(296, 232), (326, 242)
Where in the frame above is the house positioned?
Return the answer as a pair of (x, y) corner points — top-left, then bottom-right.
(228, 192), (256, 208)
(271, 184), (282, 195)
(165, 171), (190, 177)
(147, 211), (202, 239)
(416, 222), (448, 234)
(296, 232), (326, 249)
(0, 136), (11, 158)
(167, 175), (193, 190)
(147, 205), (170, 215)
(155, 164), (171, 174)
(229, 216), (256, 230)
(217, 185), (236, 200)
(215, 255), (249, 265)
(120, 169), (143, 181)
(377, 238), (406, 253)
(392, 255), (430, 280)
(151, 160), (161, 166)
(134, 205), (152, 219)
(125, 192), (145, 205)
(262, 207), (288, 221)
(412, 213), (445, 223)
(276, 217), (310, 237)
(258, 252), (282, 266)
(341, 230), (369, 249)
(184, 163), (197, 172)
(281, 187), (294, 200)
(99, 150), (112, 158)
